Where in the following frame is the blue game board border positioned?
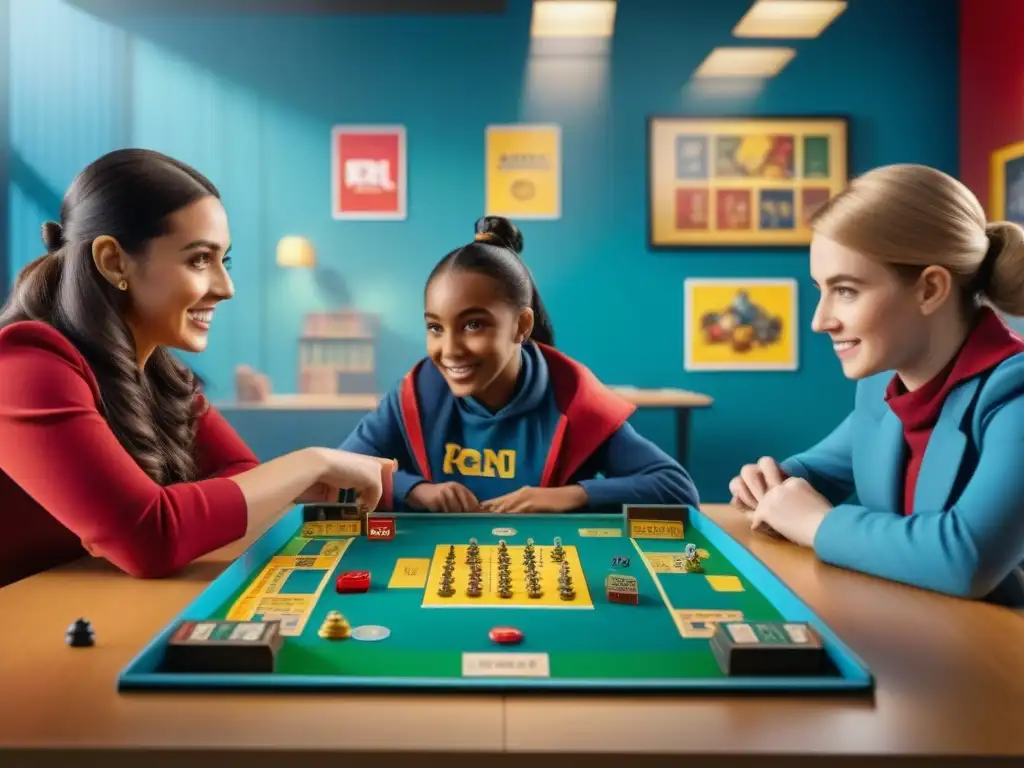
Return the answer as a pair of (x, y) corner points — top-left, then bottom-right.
(117, 505), (874, 693)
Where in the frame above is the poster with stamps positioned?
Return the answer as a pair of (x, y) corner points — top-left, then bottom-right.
(648, 116), (848, 247)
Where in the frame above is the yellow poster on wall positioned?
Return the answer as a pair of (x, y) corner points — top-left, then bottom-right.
(485, 124), (561, 219)
(684, 278), (798, 371)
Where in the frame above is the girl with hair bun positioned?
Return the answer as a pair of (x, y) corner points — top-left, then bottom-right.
(0, 149), (394, 586)
(730, 163), (1024, 605)
(342, 216), (699, 513)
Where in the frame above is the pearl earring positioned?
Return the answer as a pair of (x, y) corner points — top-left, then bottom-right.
(117, 279), (128, 291)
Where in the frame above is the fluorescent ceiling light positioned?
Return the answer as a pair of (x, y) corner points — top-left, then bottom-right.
(694, 47), (796, 78)
(531, 1), (617, 38)
(733, 0), (847, 38)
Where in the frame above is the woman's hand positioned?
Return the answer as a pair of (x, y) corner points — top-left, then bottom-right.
(307, 449), (397, 512)
(750, 477), (832, 547)
(729, 456), (788, 509)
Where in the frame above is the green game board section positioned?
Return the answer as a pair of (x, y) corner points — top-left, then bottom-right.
(207, 515), (785, 681)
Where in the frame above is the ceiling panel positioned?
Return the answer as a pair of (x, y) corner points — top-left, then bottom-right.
(68, 0), (505, 15)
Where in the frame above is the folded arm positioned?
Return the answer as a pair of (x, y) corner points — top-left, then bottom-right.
(779, 413), (857, 506)
(812, 400), (1024, 598)
(577, 422), (700, 507)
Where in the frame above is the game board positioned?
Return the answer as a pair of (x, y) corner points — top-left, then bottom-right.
(117, 505), (873, 693)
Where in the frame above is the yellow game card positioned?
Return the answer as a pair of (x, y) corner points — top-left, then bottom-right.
(629, 519), (684, 539)
(301, 520), (361, 538)
(706, 575), (744, 592)
(578, 528), (621, 537)
(675, 609), (744, 639)
(388, 558), (431, 588)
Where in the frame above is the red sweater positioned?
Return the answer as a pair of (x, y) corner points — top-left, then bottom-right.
(0, 321), (259, 587)
(885, 307), (1024, 515)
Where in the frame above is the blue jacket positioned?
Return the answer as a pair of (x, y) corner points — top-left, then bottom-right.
(782, 353), (1024, 605)
(340, 342), (699, 511)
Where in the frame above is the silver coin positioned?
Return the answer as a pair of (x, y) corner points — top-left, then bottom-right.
(351, 624), (391, 641)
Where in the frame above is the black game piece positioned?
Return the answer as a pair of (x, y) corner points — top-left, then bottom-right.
(302, 502), (358, 522)
(710, 621), (827, 676)
(302, 504), (328, 522)
(66, 618), (94, 647)
(164, 619), (283, 673)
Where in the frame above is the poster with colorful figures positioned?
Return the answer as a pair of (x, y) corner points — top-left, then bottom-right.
(989, 140), (1024, 226)
(683, 278), (798, 371)
(648, 117), (848, 247)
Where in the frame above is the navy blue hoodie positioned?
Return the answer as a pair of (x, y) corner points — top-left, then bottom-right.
(340, 341), (699, 510)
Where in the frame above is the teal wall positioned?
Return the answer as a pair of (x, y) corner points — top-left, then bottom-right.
(7, 0), (960, 501)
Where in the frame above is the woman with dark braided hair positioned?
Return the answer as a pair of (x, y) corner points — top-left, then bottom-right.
(0, 149), (394, 586)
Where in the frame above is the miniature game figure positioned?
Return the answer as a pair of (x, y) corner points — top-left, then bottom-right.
(65, 617), (95, 648)
(526, 569), (542, 599)
(550, 536), (565, 563)
(558, 561), (576, 601)
(683, 542), (703, 573)
(466, 537), (480, 564)
(522, 544), (536, 571)
(318, 611), (351, 640)
(466, 568), (483, 598)
(497, 568), (513, 599)
(438, 562), (456, 597)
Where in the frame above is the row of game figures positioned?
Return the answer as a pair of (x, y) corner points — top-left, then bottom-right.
(434, 537), (576, 601)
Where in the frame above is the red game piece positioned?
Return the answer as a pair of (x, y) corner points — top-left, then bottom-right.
(488, 626), (523, 645)
(367, 517), (395, 540)
(336, 570), (371, 593)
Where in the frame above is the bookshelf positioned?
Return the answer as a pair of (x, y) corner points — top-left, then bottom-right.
(298, 308), (378, 395)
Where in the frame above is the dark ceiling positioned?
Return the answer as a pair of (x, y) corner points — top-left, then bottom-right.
(68, 0), (506, 14)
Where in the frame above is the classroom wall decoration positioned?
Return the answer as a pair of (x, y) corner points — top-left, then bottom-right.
(989, 140), (1024, 225)
(684, 278), (798, 371)
(485, 124), (562, 219)
(331, 125), (407, 220)
(648, 116), (848, 247)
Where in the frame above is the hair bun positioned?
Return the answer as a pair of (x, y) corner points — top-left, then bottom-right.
(474, 216), (524, 255)
(41, 221), (65, 253)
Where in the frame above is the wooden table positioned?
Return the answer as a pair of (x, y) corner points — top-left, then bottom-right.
(2, 504), (1022, 767)
(221, 387), (714, 464)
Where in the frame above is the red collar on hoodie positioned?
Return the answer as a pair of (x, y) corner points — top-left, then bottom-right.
(398, 342), (635, 489)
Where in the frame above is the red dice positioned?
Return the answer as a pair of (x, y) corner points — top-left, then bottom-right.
(336, 570), (371, 593)
(489, 626), (524, 645)
(367, 517), (395, 540)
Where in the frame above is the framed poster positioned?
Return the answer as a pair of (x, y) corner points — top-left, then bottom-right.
(485, 124), (561, 219)
(684, 278), (798, 371)
(648, 116), (848, 248)
(331, 125), (407, 220)
(989, 140), (1024, 225)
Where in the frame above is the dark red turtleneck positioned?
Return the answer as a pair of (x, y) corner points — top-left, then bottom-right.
(884, 307), (1024, 515)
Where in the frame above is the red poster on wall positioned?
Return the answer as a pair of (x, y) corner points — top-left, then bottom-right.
(331, 125), (407, 219)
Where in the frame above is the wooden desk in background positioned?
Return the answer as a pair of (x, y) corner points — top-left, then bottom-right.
(1, 504), (1022, 767)
(222, 387), (714, 465)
